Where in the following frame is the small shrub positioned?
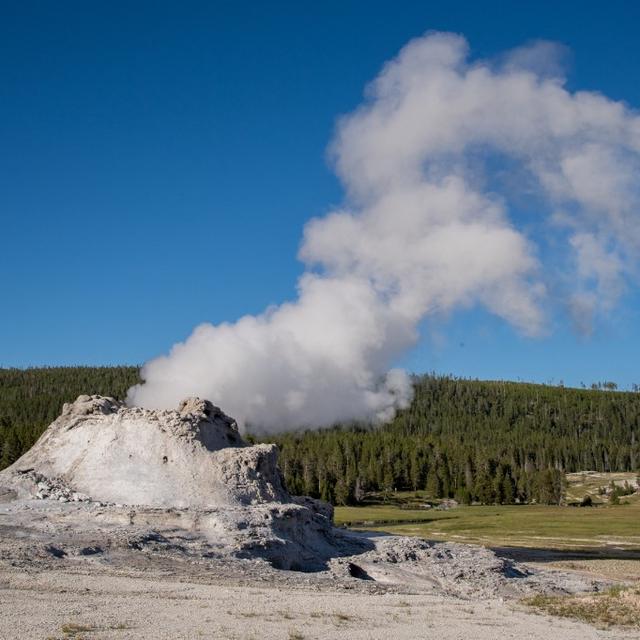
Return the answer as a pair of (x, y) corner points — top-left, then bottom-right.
(61, 622), (96, 636)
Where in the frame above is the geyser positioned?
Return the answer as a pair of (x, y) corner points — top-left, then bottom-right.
(129, 32), (640, 431)
(0, 394), (346, 570)
(0, 395), (613, 592)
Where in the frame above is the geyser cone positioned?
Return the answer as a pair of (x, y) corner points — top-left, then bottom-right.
(0, 394), (288, 509)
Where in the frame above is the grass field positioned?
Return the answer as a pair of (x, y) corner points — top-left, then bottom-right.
(334, 473), (640, 553)
(335, 474), (640, 627)
(335, 501), (640, 551)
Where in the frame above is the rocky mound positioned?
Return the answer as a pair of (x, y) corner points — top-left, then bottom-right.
(0, 396), (608, 598)
(2, 395), (286, 508)
(0, 395), (353, 570)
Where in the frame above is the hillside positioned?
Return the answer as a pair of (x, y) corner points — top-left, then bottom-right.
(1, 368), (639, 505)
(0, 366), (140, 467)
(267, 376), (640, 505)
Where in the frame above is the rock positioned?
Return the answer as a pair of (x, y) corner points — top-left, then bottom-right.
(291, 495), (334, 521)
(435, 498), (459, 511)
(44, 544), (66, 558)
(79, 546), (102, 556)
(0, 395), (611, 596)
(0, 395), (348, 571)
(61, 395), (121, 418)
(329, 537), (603, 598)
(0, 396), (274, 508)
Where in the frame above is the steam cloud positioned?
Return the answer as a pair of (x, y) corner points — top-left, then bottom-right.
(128, 32), (640, 431)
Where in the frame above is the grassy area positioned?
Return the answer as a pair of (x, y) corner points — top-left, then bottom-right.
(524, 586), (640, 628)
(334, 475), (640, 552)
(335, 501), (640, 550)
(544, 559), (640, 582)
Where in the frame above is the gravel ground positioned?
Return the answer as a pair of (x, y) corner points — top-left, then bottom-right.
(539, 559), (640, 583)
(1, 398), (636, 639)
(1, 497), (635, 639)
(0, 564), (637, 640)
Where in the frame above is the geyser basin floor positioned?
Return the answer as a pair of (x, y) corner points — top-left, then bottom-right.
(0, 556), (636, 640)
(0, 395), (635, 638)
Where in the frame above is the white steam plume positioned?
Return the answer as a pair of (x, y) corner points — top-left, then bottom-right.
(128, 32), (640, 431)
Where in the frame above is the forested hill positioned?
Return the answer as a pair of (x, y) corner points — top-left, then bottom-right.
(269, 376), (640, 505)
(0, 366), (140, 467)
(0, 367), (639, 505)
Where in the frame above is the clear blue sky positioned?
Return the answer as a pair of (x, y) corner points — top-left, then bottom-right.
(2, 1), (640, 388)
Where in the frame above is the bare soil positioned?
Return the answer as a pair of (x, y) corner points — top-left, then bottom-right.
(1, 563), (637, 640)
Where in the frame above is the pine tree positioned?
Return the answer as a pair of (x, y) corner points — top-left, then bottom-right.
(425, 464), (444, 498)
(0, 428), (21, 468)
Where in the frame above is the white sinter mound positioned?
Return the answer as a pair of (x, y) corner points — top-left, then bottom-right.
(0, 395), (346, 570)
(0, 396), (609, 597)
(3, 395), (285, 508)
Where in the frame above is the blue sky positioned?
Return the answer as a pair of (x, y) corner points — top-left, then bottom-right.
(2, 1), (640, 389)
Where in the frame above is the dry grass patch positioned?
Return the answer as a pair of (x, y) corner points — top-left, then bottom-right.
(524, 586), (640, 628)
(334, 612), (355, 623)
(61, 622), (97, 636)
(57, 621), (131, 637)
(228, 609), (260, 618)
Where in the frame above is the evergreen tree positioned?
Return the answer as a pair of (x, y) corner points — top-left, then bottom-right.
(3, 368), (640, 507)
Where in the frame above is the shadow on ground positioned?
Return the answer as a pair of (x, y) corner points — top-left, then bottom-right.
(490, 545), (640, 563)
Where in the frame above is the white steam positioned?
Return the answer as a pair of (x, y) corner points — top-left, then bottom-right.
(128, 32), (640, 430)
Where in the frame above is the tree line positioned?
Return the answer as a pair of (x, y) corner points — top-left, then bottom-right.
(0, 366), (140, 468)
(264, 375), (640, 505)
(1, 368), (638, 505)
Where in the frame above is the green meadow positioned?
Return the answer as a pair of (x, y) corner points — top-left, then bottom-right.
(335, 479), (640, 553)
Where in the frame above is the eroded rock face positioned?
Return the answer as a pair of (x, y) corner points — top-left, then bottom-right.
(1, 395), (281, 508)
(0, 395), (356, 570)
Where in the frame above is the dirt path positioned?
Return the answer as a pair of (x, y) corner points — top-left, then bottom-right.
(0, 567), (635, 640)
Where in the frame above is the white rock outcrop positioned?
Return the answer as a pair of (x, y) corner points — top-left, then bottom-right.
(0, 395), (356, 571)
(0, 396), (610, 595)
(3, 395), (286, 509)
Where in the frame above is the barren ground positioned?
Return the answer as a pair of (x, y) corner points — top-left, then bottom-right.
(0, 563), (637, 640)
(2, 402), (637, 639)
